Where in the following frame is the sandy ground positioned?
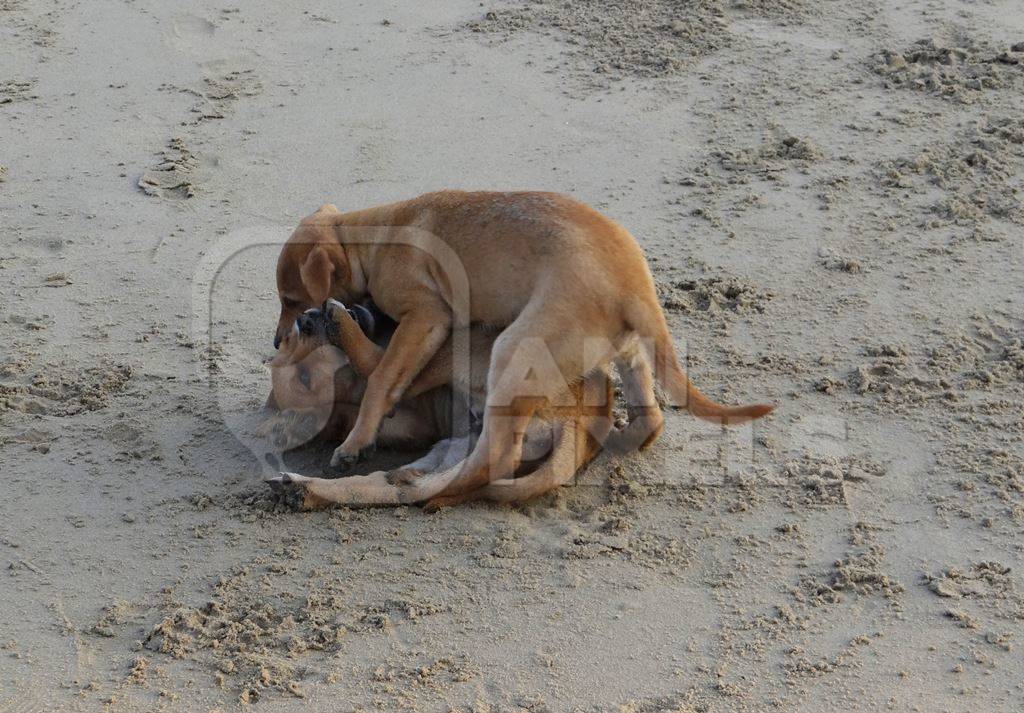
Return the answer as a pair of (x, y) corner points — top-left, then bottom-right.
(2, 0), (1024, 710)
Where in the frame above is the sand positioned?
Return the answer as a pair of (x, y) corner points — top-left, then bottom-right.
(1, 0), (1023, 710)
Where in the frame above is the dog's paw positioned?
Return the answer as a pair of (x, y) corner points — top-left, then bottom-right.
(324, 299), (376, 337)
(265, 471), (306, 506)
(323, 298), (348, 323)
(266, 471), (310, 489)
(384, 468), (424, 486)
(328, 447), (358, 472)
(329, 442), (376, 472)
(265, 472), (328, 510)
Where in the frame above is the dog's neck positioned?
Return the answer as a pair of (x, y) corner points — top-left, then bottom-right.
(342, 243), (369, 298)
(330, 201), (411, 300)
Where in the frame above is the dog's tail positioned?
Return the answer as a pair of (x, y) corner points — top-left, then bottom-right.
(625, 297), (774, 425)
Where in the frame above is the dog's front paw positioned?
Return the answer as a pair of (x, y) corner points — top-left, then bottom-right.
(324, 299), (376, 337)
(323, 298), (348, 323)
(328, 448), (358, 472)
(329, 442), (376, 472)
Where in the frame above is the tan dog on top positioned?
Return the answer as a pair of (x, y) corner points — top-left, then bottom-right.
(275, 190), (773, 506)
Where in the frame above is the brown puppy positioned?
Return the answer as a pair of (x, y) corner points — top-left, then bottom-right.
(264, 300), (613, 507)
(275, 191), (773, 504)
(266, 301), (491, 451)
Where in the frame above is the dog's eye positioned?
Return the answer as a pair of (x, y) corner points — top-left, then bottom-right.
(297, 368), (312, 390)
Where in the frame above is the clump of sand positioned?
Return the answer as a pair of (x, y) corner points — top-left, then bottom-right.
(879, 116), (1024, 228)
(0, 78), (36, 104)
(829, 318), (1024, 413)
(469, 0), (730, 78)
(942, 440), (1024, 522)
(659, 274), (773, 315)
(91, 601), (145, 638)
(140, 558), (450, 704)
(468, 0), (809, 81)
(818, 250), (863, 273)
(0, 358), (134, 417)
(925, 562), (1024, 626)
(192, 69), (263, 122)
(666, 135), (823, 231)
(143, 570), (335, 702)
(368, 654), (477, 701)
(873, 37), (1024, 103)
(926, 322), (1024, 388)
(798, 527), (904, 606)
(781, 454), (885, 507)
(714, 136), (823, 172)
(925, 562), (1011, 600)
(847, 344), (922, 399)
(139, 138), (197, 199)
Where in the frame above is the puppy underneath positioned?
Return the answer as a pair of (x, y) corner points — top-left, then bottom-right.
(264, 300), (614, 508)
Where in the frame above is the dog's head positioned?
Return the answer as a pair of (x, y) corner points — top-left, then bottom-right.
(268, 306), (363, 411)
(275, 203), (356, 349)
(264, 303), (381, 447)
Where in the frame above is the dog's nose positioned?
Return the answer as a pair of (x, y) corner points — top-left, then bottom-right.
(274, 333), (282, 349)
(297, 309), (321, 335)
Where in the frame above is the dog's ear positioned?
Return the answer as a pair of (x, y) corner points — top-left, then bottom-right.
(299, 244), (348, 305)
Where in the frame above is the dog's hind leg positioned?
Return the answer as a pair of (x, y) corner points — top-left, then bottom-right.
(447, 422), (581, 505)
(267, 470), (405, 508)
(376, 435), (473, 487)
(421, 397), (541, 504)
(267, 435), (474, 508)
(605, 339), (664, 454)
(425, 304), (596, 500)
(429, 370), (614, 508)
